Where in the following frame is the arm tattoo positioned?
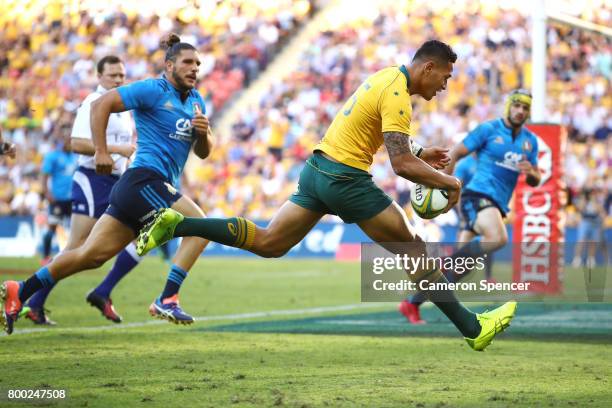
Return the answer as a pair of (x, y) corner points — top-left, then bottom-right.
(383, 132), (412, 158)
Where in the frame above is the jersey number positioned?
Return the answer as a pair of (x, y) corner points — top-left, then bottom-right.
(343, 83), (371, 116)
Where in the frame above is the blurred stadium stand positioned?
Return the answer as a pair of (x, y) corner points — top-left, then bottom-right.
(0, 0), (610, 234)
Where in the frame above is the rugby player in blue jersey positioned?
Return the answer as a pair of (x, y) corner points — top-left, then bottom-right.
(400, 89), (541, 324)
(40, 128), (78, 265)
(0, 33), (212, 334)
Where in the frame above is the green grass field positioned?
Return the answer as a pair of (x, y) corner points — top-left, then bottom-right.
(0, 257), (610, 407)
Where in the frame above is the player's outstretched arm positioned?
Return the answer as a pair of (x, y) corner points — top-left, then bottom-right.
(444, 142), (470, 176)
(90, 90), (127, 175)
(71, 137), (135, 158)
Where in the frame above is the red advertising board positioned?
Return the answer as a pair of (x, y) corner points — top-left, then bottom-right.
(512, 124), (566, 293)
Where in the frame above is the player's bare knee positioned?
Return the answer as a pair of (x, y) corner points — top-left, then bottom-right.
(258, 242), (290, 258)
(253, 230), (290, 258)
(490, 231), (508, 249)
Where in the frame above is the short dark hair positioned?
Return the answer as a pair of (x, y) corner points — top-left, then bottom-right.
(160, 33), (196, 62)
(412, 40), (457, 64)
(97, 55), (123, 74)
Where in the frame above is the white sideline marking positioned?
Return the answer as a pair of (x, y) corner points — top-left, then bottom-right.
(7, 303), (388, 336)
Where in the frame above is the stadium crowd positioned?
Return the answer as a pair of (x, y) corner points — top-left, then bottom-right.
(191, 3), (611, 227)
(0, 0), (313, 216)
(0, 1), (610, 232)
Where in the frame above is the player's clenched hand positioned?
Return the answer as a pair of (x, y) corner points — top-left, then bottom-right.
(94, 150), (115, 175)
(192, 104), (208, 137)
(443, 176), (462, 213)
(517, 160), (534, 174)
(421, 146), (451, 170)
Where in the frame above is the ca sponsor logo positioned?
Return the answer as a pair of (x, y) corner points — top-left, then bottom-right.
(495, 151), (523, 171)
(169, 118), (193, 142)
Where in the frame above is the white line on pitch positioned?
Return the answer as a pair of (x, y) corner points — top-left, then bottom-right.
(7, 303), (390, 336)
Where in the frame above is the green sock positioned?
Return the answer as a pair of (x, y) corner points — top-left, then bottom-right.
(174, 217), (256, 249)
(425, 274), (481, 338)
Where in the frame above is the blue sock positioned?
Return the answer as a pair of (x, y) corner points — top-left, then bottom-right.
(42, 230), (54, 258)
(19, 267), (55, 303)
(26, 286), (55, 310)
(160, 264), (188, 300)
(93, 243), (141, 299)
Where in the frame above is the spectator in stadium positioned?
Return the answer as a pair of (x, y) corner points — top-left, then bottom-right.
(572, 186), (607, 268)
(139, 40), (517, 351)
(39, 125), (78, 266)
(1, 33), (212, 334)
(401, 89), (540, 324)
(23, 55), (141, 326)
(0, 126), (16, 159)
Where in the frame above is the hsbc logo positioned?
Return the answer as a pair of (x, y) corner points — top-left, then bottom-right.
(513, 127), (563, 293)
(535, 136), (552, 184)
(169, 118), (193, 142)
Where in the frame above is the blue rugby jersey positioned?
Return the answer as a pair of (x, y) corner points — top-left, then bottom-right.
(42, 150), (78, 201)
(117, 76), (206, 187)
(454, 154), (477, 187)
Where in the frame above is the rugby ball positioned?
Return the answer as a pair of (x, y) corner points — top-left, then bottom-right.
(411, 184), (449, 219)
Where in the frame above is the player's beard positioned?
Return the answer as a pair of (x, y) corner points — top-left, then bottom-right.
(172, 69), (192, 92)
(508, 114), (527, 128)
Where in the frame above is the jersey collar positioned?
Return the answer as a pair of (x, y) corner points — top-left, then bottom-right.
(160, 73), (194, 100)
(399, 65), (411, 89)
(96, 85), (109, 94)
(500, 118), (525, 140)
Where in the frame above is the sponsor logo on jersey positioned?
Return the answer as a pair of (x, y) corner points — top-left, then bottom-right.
(169, 118), (193, 142)
(495, 151), (523, 172)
